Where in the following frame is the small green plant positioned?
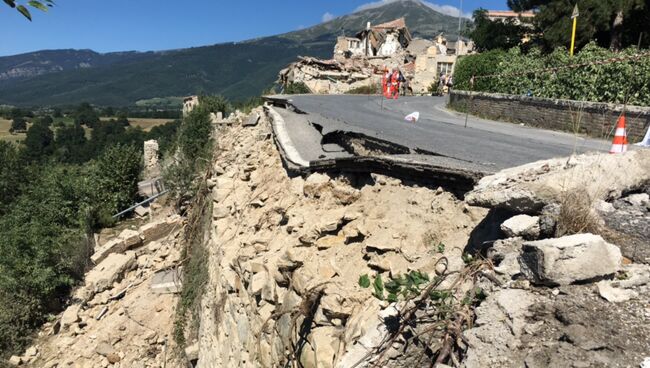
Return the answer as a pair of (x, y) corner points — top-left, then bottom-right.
(358, 274), (371, 288)
(462, 253), (475, 264)
(436, 242), (445, 253)
(284, 82), (312, 95)
(373, 274), (384, 300)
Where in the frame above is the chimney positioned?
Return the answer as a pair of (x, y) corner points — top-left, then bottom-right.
(367, 22), (371, 30)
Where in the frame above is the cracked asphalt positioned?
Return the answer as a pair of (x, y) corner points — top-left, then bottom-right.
(284, 95), (610, 171)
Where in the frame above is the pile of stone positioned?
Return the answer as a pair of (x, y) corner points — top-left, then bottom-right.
(9, 214), (185, 367)
(461, 151), (650, 368)
(194, 107), (489, 368)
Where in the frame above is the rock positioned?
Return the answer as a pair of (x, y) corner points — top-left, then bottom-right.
(466, 151), (650, 213)
(250, 271), (269, 296)
(500, 215), (540, 240)
(119, 229), (143, 249)
(594, 200), (615, 214)
(85, 251), (137, 295)
(95, 341), (115, 357)
(139, 215), (181, 243)
(8, 355), (22, 366)
(133, 205), (150, 217)
(91, 238), (126, 265)
(519, 234), (622, 286)
(213, 205), (230, 220)
(243, 113), (260, 127)
(538, 203), (560, 238)
(315, 235), (345, 250)
(302, 327), (339, 368)
(60, 304), (81, 330)
(185, 342), (199, 361)
(624, 193), (649, 207)
(106, 353), (121, 364)
(303, 173), (331, 198)
(25, 346), (38, 357)
(596, 280), (638, 303)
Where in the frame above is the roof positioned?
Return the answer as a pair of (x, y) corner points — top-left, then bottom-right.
(487, 10), (535, 18)
(372, 17), (407, 30)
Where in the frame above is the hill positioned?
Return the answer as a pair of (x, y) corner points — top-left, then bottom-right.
(0, 0), (464, 106)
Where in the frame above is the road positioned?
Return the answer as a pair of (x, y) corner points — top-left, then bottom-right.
(283, 95), (610, 171)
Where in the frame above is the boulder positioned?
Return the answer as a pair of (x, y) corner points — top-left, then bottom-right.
(60, 304), (81, 330)
(119, 229), (142, 249)
(466, 151), (650, 213)
(303, 173), (331, 198)
(139, 215), (181, 243)
(596, 280), (638, 303)
(8, 355), (22, 366)
(85, 251), (137, 294)
(518, 234), (622, 286)
(501, 215), (540, 240)
(91, 238), (126, 265)
(95, 342), (115, 357)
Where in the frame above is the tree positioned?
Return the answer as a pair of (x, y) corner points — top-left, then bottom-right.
(0, 141), (26, 215)
(2, 0), (54, 21)
(54, 124), (88, 163)
(74, 102), (100, 127)
(469, 9), (528, 51)
(509, 0), (648, 51)
(9, 117), (27, 133)
(24, 120), (54, 160)
(95, 144), (143, 217)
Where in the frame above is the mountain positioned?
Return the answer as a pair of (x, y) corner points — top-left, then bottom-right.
(0, 0), (464, 106)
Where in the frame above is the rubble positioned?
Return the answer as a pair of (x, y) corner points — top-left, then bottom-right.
(279, 18), (474, 95)
(519, 234), (622, 286)
(466, 150), (650, 213)
(500, 214), (540, 239)
(21, 211), (186, 367)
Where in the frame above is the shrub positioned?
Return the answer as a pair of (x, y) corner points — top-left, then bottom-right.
(284, 81), (311, 94)
(346, 84), (380, 95)
(453, 43), (650, 106)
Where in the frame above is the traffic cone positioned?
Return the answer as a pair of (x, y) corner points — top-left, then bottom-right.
(609, 115), (628, 154)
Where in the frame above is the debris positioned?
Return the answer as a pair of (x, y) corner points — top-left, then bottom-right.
(596, 280), (638, 303)
(519, 234), (622, 286)
(95, 306), (109, 321)
(500, 214), (540, 239)
(404, 111), (419, 122)
(151, 269), (183, 294)
(60, 304), (81, 330)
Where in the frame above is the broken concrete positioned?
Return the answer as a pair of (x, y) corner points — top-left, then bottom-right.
(85, 251), (136, 295)
(500, 214), (540, 239)
(466, 151), (650, 213)
(519, 234), (622, 286)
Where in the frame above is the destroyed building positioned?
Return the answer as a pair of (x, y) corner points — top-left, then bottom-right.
(279, 18), (474, 95)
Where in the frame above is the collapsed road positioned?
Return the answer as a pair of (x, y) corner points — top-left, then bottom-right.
(264, 94), (610, 192)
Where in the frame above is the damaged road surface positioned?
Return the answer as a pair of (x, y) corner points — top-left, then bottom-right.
(264, 95), (610, 192)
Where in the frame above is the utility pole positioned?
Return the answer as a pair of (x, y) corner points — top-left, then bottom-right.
(570, 4), (579, 56)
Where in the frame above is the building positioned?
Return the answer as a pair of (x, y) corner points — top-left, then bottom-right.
(334, 18), (413, 60)
(486, 10), (535, 26)
(280, 18), (475, 95)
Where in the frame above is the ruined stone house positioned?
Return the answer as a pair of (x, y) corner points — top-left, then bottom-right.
(279, 18), (474, 95)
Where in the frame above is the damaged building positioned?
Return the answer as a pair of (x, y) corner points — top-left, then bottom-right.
(278, 18), (474, 95)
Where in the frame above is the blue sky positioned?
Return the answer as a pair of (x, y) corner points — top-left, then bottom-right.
(1, 0), (507, 56)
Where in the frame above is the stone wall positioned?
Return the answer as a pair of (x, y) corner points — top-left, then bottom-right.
(449, 91), (650, 142)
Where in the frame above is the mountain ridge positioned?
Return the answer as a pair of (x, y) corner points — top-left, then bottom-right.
(0, 0), (465, 106)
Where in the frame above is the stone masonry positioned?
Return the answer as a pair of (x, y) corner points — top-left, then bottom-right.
(449, 90), (650, 142)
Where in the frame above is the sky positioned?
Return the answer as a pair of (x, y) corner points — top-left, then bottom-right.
(0, 0), (507, 56)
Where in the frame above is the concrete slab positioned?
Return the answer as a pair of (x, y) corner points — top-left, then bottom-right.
(150, 269), (183, 294)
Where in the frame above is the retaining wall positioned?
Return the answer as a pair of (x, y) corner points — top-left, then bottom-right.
(449, 90), (650, 142)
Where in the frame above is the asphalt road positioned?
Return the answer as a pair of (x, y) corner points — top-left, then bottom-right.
(286, 95), (610, 171)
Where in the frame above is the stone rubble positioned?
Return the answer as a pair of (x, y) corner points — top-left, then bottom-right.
(14, 213), (186, 368)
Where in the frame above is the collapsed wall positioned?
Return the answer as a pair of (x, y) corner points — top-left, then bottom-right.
(194, 110), (650, 367)
(196, 110), (489, 367)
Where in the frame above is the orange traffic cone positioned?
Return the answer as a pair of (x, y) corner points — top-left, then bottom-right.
(609, 115), (628, 154)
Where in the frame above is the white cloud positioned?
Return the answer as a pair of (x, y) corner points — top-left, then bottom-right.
(355, 0), (471, 19)
(322, 12), (335, 22)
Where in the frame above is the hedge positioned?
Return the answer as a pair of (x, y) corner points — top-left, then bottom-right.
(454, 43), (650, 106)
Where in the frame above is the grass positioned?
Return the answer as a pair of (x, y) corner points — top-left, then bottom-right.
(0, 118), (26, 143)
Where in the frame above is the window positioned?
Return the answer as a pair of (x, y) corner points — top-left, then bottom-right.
(437, 62), (453, 75)
(348, 40), (360, 49)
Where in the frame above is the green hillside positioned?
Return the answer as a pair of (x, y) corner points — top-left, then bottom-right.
(0, 0), (464, 106)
